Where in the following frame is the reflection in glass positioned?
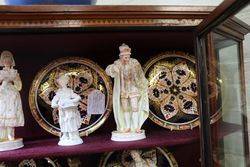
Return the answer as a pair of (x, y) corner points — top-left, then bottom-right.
(210, 32), (248, 167)
(235, 4), (250, 26)
(1, 0), (93, 5)
(95, 0), (223, 6)
(0, 0), (224, 6)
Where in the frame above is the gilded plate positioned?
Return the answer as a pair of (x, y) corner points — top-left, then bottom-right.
(144, 51), (220, 130)
(1, 158), (59, 167)
(29, 57), (112, 136)
(99, 147), (178, 167)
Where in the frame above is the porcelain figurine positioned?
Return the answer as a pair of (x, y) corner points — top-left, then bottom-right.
(0, 51), (24, 151)
(51, 74), (83, 146)
(128, 150), (157, 167)
(106, 149), (157, 167)
(106, 43), (149, 141)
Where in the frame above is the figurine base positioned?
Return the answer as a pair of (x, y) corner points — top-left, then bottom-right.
(58, 137), (83, 146)
(111, 130), (146, 142)
(0, 138), (24, 152)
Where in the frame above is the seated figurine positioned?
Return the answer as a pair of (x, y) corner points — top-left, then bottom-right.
(51, 74), (83, 146)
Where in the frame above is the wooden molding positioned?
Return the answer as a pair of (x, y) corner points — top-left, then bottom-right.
(0, 18), (203, 29)
(0, 5), (214, 29)
(215, 17), (250, 41)
(197, 0), (249, 36)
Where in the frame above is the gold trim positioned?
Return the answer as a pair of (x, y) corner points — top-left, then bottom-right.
(0, 19), (202, 29)
(28, 57), (112, 137)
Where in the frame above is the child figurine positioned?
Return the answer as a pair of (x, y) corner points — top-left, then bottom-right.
(0, 51), (24, 151)
(106, 44), (149, 141)
(51, 74), (83, 146)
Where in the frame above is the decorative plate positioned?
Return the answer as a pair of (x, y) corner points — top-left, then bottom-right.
(0, 158), (59, 167)
(29, 57), (112, 136)
(144, 51), (219, 130)
(99, 147), (178, 167)
(18, 158), (58, 167)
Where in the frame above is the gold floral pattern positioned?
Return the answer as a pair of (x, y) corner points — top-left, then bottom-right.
(149, 61), (198, 121)
(144, 52), (201, 130)
(29, 57), (112, 136)
(145, 52), (221, 130)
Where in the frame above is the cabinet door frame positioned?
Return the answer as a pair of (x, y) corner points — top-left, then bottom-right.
(196, 0), (250, 166)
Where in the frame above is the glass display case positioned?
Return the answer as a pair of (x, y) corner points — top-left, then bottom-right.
(197, 1), (250, 166)
(0, 0), (249, 166)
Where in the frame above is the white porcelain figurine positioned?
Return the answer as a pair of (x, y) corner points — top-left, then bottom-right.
(0, 51), (24, 151)
(51, 74), (83, 146)
(106, 43), (149, 141)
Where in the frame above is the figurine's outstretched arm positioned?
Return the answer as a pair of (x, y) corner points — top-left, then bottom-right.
(105, 63), (119, 78)
(51, 94), (59, 108)
(71, 91), (81, 103)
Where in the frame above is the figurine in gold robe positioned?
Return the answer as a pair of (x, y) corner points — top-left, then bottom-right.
(106, 43), (149, 141)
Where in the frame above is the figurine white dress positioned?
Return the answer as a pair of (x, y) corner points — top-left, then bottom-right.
(106, 44), (149, 141)
(0, 51), (24, 151)
(51, 75), (83, 146)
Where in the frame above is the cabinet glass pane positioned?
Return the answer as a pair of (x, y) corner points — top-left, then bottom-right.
(209, 32), (247, 167)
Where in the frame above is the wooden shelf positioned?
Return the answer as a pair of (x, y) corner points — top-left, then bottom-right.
(0, 129), (199, 161)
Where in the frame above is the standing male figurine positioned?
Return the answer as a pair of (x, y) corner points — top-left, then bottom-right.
(106, 43), (149, 141)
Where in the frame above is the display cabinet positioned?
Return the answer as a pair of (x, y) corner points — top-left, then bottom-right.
(0, 0), (249, 166)
(197, 1), (250, 166)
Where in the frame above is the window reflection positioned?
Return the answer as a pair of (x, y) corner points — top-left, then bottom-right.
(211, 32), (247, 167)
(0, 0), (224, 6)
